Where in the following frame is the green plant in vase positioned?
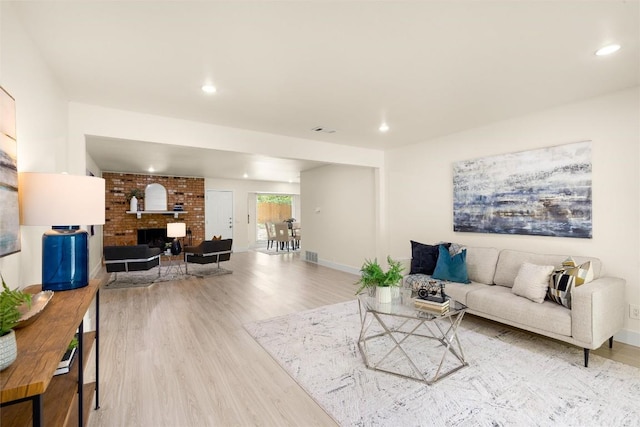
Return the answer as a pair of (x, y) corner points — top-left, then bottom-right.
(126, 188), (145, 211)
(125, 188), (145, 202)
(0, 275), (32, 370)
(355, 256), (405, 302)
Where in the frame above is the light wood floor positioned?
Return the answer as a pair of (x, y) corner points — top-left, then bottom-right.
(88, 251), (639, 426)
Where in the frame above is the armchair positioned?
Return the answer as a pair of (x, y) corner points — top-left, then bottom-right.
(103, 245), (163, 280)
(183, 239), (233, 273)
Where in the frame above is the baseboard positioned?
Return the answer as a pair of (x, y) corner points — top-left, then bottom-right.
(615, 328), (640, 347)
(313, 258), (359, 275)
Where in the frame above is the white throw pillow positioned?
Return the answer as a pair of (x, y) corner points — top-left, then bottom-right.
(512, 262), (555, 303)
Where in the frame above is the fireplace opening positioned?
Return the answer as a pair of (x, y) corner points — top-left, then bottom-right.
(138, 228), (170, 249)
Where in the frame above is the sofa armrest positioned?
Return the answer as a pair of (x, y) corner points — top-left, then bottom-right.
(571, 276), (626, 348)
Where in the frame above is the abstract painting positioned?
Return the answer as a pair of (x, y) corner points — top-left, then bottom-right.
(453, 141), (592, 238)
(0, 86), (20, 256)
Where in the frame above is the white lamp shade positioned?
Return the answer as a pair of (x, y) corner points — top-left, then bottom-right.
(167, 222), (186, 238)
(19, 172), (106, 226)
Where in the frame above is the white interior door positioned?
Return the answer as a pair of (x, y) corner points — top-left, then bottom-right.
(206, 190), (233, 240)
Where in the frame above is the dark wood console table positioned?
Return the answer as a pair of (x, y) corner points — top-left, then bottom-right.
(0, 279), (101, 426)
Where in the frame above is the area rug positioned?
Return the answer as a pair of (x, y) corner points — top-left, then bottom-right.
(104, 264), (232, 289)
(253, 247), (300, 256)
(244, 300), (640, 427)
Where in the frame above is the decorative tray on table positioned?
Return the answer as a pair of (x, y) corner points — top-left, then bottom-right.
(14, 290), (54, 328)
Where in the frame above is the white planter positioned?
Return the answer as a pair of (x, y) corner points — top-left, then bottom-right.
(0, 330), (17, 371)
(377, 286), (391, 304)
(129, 196), (138, 212)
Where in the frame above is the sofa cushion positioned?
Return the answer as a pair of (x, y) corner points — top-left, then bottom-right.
(560, 257), (594, 285)
(467, 285), (572, 337)
(410, 241), (447, 275)
(432, 244), (470, 284)
(493, 249), (602, 288)
(465, 247), (499, 284)
(443, 281), (492, 306)
(511, 262), (555, 303)
(548, 258), (594, 308)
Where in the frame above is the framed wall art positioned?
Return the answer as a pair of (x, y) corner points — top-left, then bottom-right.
(0, 86), (20, 256)
(453, 141), (592, 238)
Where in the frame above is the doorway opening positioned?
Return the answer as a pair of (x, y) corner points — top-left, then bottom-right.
(256, 194), (293, 242)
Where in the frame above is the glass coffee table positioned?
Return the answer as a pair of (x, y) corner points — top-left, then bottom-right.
(357, 293), (468, 385)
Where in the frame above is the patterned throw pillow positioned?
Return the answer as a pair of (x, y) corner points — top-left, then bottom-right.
(548, 257), (593, 308)
(405, 274), (433, 292)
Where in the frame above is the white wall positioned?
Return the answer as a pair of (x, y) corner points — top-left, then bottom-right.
(386, 87), (640, 345)
(301, 164), (378, 274)
(0, 2), (70, 288)
(205, 178), (299, 252)
(68, 102), (385, 169)
(85, 153), (104, 278)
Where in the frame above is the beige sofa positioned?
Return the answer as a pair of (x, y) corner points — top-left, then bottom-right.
(404, 247), (626, 367)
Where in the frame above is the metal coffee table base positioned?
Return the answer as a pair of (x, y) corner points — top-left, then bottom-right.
(357, 308), (468, 385)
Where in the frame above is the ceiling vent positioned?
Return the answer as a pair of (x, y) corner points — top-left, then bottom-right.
(311, 126), (336, 134)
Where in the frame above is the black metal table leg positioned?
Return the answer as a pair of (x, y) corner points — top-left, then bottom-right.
(78, 321), (84, 425)
(95, 290), (100, 409)
(32, 394), (43, 427)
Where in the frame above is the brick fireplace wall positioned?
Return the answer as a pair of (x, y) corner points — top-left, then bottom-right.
(103, 173), (205, 247)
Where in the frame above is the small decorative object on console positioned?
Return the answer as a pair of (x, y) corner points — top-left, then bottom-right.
(14, 290), (53, 328)
(414, 297), (450, 315)
(54, 334), (78, 376)
(416, 280), (447, 303)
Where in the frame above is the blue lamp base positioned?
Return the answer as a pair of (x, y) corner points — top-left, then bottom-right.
(42, 226), (89, 291)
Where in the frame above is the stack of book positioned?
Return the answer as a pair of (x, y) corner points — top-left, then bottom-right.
(414, 296), (450, 315)
(54, 345), (77, 376)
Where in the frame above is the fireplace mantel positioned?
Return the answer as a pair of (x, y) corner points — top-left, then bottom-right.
(126, 210), (188, 219)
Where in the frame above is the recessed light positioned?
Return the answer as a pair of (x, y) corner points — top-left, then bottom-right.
(243, 173), (248, 178)
(202, 84), (217, 94)
(148, 167), (155, 173)
(595, 44), (621, 56)
(379, 123), (389, 132)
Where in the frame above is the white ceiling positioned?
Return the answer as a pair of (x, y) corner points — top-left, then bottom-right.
(85, 136), (324, 182)
(10, 1), (639, 181)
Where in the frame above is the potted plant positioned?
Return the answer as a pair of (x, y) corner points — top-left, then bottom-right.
(355, 256), (404, 303)
(126, 188), (144, 211)
(0, 275), (31, 370)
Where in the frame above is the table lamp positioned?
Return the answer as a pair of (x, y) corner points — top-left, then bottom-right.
(167, 222), (186, 255)
(19, 172), (105, 291)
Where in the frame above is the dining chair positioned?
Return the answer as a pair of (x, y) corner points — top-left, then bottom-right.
(291, 222), (301, 249)
(265, 222), (276, 250)
(274, 223), (294, 251)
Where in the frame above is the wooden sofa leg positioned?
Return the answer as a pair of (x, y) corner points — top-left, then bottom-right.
(609, 336), (614, 348)
(583, 348), (589, 367)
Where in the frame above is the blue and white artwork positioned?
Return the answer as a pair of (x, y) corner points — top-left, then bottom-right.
(0, 86), (20, 256)
(453, 141), (592, 238)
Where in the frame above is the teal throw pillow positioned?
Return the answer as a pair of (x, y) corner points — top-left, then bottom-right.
(431, 244), (470, 284)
